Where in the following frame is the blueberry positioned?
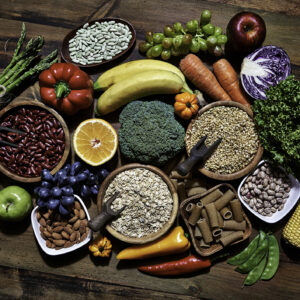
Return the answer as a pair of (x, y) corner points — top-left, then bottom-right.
(47, 198), (60, 210)
(34, 186), (41, 195)
(38, 187), (50, 199)
(70, 161), (82, 176)
(41, 169), (53, 182)
(41, 181), (52, 189)
(63, 164), (71, 175)
(37, 198), (47, 208)
(59, 204), (69, 215)
(58, 174), (69, 186)
(99, 169), (110, 181)
(90, 184), (99, 196)
(68, 176), (77, 186)
(51, 186), (62, 198)
(76, 172), (88, 183)
(87, 173), (96, 185)
(61, 186), (74, 196)
(61, 196), (75, 206)
(80, 184), (91, 197)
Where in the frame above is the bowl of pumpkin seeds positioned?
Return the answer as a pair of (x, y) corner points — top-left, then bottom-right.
(61, 18), (136, 67)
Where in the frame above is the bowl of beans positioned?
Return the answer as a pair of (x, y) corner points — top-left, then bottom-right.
(0, 100), (70, 183)
(96, 163), (179, 244)
(61, 18), (136, 68)
(185, 101), (263, 181)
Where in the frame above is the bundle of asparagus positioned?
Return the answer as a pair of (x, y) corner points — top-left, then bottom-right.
(0, 23), (58, 105)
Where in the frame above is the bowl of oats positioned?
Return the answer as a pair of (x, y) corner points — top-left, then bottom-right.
(185, 101), (263, 181)
(97, 163), (178, 244)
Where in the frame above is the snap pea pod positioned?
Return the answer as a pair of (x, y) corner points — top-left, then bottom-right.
(236, 237), (269, 273)
(227, 233), (261, 265)
(244, 253), (267, 286)
(261, 234), (280, 280)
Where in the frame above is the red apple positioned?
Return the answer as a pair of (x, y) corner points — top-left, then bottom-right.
(226, 12), (266, 55)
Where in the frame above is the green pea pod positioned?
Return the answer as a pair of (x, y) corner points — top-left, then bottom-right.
(244, 253), (267, 286)
(228, 233), (261, 265)
(236, 237), (269, 273)
(260, 234), (280, 280)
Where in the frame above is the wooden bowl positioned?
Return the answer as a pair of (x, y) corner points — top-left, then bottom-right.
(180, 183), (252, 256)
(61, 18), (136, 68)
(0, 100), (70, 183)
(185, 101), (263, 181)
(97, 163), (178, 244)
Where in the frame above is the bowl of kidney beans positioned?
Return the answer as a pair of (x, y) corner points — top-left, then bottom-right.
(0, 100), (70, 183)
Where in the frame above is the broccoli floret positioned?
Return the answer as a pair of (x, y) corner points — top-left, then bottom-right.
(119, 100), (185, 166)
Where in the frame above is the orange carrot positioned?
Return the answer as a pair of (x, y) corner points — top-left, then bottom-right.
(180, 54), (231, 102)
(213, 59), (251, 109)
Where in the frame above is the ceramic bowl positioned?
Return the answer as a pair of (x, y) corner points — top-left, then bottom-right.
(61, 17), (136, 68)
(31, 195), (92, 256)
(238, 160), (300, 223)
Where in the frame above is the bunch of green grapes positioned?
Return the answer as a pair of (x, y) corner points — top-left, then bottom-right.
(139, 10), (227, 60)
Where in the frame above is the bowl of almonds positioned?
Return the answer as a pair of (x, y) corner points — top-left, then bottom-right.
(31, 195), (92, 255)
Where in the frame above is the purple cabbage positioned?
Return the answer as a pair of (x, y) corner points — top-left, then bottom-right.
(240, 45), (291, 100)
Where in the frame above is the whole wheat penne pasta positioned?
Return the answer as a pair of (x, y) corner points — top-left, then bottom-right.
(201, 189), (223, 206)
(212, 228), (222, 237)
(201, 208), (209, 224)
(187, 186), (207, 197)
(223, 220), (246, 231)
(220, 231), (244, 247)
(197, 218), (213, 243)
(220, 206), (232, 220)
(199, 238), (211, 248)
(186, 203), (195, 213)
(230, 199), (244, 222)
(194, 225), (202, 238)
(188, 202), (203, 226)
(220, 230), (235, 238)
(205, 203), (219, 229)
(216, 211), (224, 227)
(214, 189), (235, 210)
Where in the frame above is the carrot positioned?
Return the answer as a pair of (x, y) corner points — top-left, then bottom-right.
(179, 54), (231, 102)
(213, 59), (251, 109)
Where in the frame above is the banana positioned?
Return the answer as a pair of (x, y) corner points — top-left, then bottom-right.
(94, 59), (192, 93)
(97, 70), (184, 115)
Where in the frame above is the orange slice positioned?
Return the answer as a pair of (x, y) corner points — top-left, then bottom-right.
(73, 119), (118, 166)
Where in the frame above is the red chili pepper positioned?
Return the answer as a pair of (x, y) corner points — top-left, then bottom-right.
(138, 255), (211, 276)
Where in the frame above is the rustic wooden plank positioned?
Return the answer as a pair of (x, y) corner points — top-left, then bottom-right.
(207, 0), (300, 16)
(0, 265), (197, 300)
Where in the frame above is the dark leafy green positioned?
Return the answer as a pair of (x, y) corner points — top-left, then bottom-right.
(253, 75), (300, 177)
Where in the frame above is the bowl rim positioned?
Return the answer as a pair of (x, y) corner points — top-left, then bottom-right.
(60, 17), (136, 68)
(185, 101), (263, 181)
(0, 99), (70, 183)
(237, 160), (300, 223)
(97, 163), (179, 244)
(31, 195), (92, 256)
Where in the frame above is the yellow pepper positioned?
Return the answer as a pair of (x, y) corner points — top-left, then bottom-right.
(116, 226), (190, 260)
(89, 235), (112, 257)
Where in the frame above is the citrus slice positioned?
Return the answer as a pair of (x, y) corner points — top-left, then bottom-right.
(73, 118), (118, 166)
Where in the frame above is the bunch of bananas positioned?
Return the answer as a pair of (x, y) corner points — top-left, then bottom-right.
(94, 60), (192, 115)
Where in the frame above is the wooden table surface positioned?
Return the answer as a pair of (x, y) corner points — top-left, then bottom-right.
(0, 1), (299, 299)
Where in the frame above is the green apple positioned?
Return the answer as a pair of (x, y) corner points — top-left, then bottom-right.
(0, 186), (32, 222)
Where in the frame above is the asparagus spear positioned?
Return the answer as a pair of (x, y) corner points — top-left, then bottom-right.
(2, 55), (37, 87)
(0, 23), (26, 80)
(5, 49), (58, 94)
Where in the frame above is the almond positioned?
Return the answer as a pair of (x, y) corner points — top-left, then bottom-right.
(74, 201), (81, 210)
(42, 212), (50, 220)
(69, 216), (78, 224)
(61, 231), (70, 240)
(53, 226), (64, 233)
(76, 231), (81, 243)
(36, 211), (41, 220)
(43, 230), (52, 238)
(46, 225), (53, 233)
(79, 209), (86, 220)
(39, 217), (46, 227)
(46, 240), (53, 248)
(74, 209), (80, 217)
(79, 226), (86, 234)
(80, 232), (87, 242)
(64, 226), (73, 235)
(53, 239), (66, 246)
(70, 232), (76, 242)
(52, 232), (62, 240)
(64, 241), (75, 248)
(73, 219), (81, 231)
(81, 219), (88, 227)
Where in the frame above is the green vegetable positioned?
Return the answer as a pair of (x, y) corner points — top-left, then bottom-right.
(202, 23), (215, 36)
(161, 49), (171, 60)
(153, 33), (165, 44)
(139, 42), (152, 53)
(151, 44), (163, 57)
(244, 254), (267, 286)
(261, 235), (280, 280)
(118, 100), (185, 166)
(145, 31), (154, 43)
(200, 10), (211, 25)
(236, 237), (269, 273)
(162, 38), (173, 49)
(164, 25), (176, 37)
(252, 76), (300, 176)
(228, 232), (261, 265)
(186, 19), (199, 33)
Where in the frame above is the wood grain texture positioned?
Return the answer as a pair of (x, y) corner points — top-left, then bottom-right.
(0, 0), (299, 299)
